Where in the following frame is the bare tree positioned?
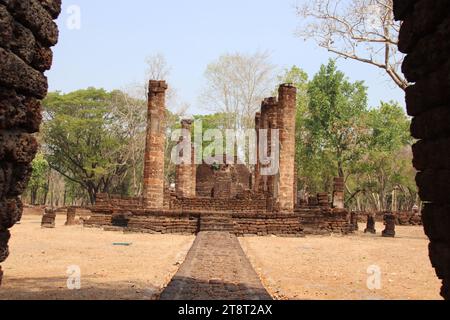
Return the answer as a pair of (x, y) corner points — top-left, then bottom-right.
(110, 89), (147, 196)
(296, 0), (408, 90)
(143, 53), (188, 115)
(145, 53), (171, 81)
(200, 51), (277, 129)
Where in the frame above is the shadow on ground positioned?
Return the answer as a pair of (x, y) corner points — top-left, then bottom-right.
(0, 276), (162, 300)
(160, 276), (273, 300)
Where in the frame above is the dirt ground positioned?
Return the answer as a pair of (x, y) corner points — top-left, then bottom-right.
(0, 214), (442, 300)
(0, 214), (195, 300)
(240, 223), (443, 300)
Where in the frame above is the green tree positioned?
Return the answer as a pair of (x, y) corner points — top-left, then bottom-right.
(304, 59), (369, 188)
(42, 88), (131, 204)
(348, 102), (415, 211)
(27, 153), (50, 205)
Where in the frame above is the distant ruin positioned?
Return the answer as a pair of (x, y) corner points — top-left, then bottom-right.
(85, 81), (353, 236)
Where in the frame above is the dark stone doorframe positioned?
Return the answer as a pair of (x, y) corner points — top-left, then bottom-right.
(394, 0), (450, 300)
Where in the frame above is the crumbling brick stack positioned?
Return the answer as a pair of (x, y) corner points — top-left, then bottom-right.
(175, 119), (196, 198)
(332, 177), (345, 209)
(65, 207), (77, 226)
(41, 208), (56, 228)
(196, 159), (252, 198)
(382, 213), (396, 238)
(0, 0), (61, 285)
(296, 207), (352, 235)
(396, 211), (423, 226)
(394, 0), (450, 299)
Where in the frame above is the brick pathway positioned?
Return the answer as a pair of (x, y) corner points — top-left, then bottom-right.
(160, 232), (272, 300)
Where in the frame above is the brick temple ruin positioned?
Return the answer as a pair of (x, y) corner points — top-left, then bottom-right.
(84, 81), (353, 236)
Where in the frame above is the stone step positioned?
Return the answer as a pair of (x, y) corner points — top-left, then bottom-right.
(199, 216), (234, 232)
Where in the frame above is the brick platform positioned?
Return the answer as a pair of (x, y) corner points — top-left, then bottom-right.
(160, 232), (272, 300)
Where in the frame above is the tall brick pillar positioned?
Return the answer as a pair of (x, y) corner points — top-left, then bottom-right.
(265, 97), (279, 200)
(333, 177), (345, 209)
(259, 102), (269, 193)
(0, 0), (61, 286)
(176, 119), (195, 198)
(394, 0), (450, 299)
(254, 112), (262, 193)
(143, 81), (168, 209)
(191, 142), (197, 197)
(277, 84), (297, 212)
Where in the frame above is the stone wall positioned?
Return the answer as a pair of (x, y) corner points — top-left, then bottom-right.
(196, 161), (252, 198)
(233, 213), (303, 237)
(296, 208), (352, 235)
(0, 0), (61, 285)
(170, 196), (268, 213)
(394, 0), (450, 299)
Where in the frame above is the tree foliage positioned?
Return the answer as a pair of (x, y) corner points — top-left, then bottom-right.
(42, 88), (134, 204)
(279, 61), (416, 211)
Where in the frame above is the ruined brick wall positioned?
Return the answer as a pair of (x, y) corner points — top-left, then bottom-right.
(296, 208), (352, 235)
(170, 197), (268, 213)
(233, 213), (303, 237)
(195, 162), (252, 198)
(0, 0), (61, 285)
(394, 0), (450, 299)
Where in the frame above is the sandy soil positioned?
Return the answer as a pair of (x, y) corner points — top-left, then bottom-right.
(240, 223), (443, 300)
(0, 215), (195, 300)
(1, 215), (442, 300)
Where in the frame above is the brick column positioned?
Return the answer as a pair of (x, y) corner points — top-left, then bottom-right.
(176, 119), (195, 198)
(191, 143), (197, 197)
(143, 80), (168, 209)
(254, 112), (261, 193)
(259, 102), (269, 193)
(265, 98), (279, 200)
(277, 84), (297, 212)
(333, 177), (345, 209)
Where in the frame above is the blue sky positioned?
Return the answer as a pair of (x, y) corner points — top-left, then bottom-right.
(48, 0), (405, 115)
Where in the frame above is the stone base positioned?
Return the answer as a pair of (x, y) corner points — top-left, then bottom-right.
(382, 230), (396, 238)
(80, 207), (357, 237)
(382, 214), (396, 238)
(364, 215), (377, 234)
